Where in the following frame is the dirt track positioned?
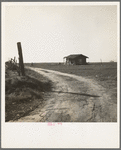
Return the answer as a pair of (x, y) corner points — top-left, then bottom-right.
(15, 67), (117, 122)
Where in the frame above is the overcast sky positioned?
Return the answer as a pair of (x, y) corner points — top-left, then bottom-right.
(3, 2), (118, 63)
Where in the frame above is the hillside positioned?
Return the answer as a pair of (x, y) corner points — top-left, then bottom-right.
(5, 62), (52, 121)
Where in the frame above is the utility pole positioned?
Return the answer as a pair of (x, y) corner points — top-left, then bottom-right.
(17, 42), (25, 76)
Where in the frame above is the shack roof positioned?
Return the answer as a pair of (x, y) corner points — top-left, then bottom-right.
(64, 54), (89, 59)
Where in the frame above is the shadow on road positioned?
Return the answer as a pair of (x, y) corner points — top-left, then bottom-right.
(51, 91), (100, 97)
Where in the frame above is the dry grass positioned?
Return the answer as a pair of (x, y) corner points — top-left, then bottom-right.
(5, 68), (52, 122)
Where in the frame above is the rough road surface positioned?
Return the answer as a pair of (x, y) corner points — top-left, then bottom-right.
(15, 67), (117, 122)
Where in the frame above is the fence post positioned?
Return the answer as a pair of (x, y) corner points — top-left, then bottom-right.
(17, 42), (25, 76)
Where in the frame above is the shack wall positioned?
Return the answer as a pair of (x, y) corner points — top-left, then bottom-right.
(65, 56), (87, 65)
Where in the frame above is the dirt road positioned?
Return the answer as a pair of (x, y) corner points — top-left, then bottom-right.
(15, 67), (117, 122)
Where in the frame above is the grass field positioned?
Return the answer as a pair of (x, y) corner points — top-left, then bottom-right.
(25, 62), (117, 81)
(25, 62), (117, 104)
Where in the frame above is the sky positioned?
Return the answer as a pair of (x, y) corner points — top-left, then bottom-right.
(3, 3), (118, 63)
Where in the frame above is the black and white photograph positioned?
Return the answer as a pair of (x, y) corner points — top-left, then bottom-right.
(2, 1), (120, 148)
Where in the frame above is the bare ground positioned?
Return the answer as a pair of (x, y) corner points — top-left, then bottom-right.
(11, 67), (117, 122)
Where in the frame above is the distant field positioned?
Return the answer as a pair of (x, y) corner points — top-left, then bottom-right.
(25, 62), (117, 79)
(25, 62), (117, 103)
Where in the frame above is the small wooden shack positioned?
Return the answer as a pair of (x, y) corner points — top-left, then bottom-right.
(63, 54), (89, 65)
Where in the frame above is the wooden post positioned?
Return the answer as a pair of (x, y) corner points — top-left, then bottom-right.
(14, 57), (16, 63)
(17, 42), (25, 76)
